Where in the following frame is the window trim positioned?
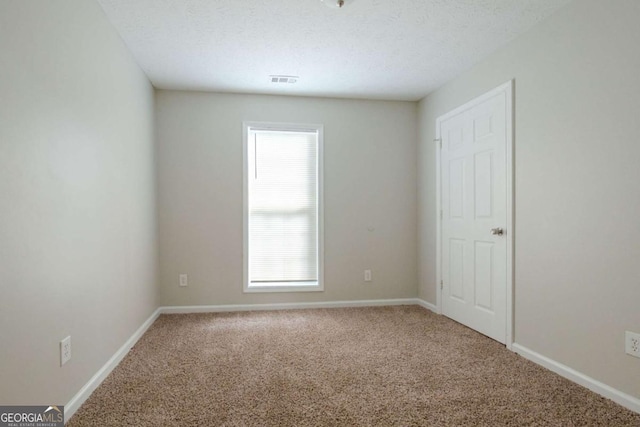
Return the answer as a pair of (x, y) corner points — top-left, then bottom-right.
(242, 121), (324, 293)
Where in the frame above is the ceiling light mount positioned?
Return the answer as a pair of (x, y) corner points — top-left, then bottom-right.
(320, 0), (351, 9)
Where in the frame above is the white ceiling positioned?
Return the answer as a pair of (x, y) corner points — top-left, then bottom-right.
(97, 0), (572, 101)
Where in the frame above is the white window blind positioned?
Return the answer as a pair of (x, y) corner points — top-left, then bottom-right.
(246, 127), (320, 288)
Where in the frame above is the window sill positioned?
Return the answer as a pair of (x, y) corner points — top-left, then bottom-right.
(244, 281), (324, 293)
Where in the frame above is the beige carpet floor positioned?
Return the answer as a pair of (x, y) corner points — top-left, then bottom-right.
(68, 306), (640, 426)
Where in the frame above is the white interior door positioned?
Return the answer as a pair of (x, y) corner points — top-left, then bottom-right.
(438, 83), (512, 344)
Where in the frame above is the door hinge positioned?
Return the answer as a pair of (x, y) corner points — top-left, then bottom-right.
(440, 280), (443, 290)
(434, 138), (442, 149)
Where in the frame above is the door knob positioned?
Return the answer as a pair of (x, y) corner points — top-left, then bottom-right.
(490, 228), (504, 236)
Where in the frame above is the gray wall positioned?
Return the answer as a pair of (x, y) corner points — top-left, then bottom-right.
(418, 0), (640, 398)
(0, 1), (158, 405)
(156, 91), (418, 306)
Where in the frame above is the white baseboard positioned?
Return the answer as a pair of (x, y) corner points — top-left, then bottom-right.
(160, 298), (419, 314)
(512, 343), (640, 414)
(64, 308), (161, 424)
(414, 298), (439, 314)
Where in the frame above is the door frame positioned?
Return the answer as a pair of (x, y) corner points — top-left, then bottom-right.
(435, 80), (515, 350)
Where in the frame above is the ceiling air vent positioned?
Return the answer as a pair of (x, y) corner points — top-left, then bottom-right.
(270, 75), (298, 84)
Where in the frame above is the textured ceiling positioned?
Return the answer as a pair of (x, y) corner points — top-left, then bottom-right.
(96, 0), (572, 101)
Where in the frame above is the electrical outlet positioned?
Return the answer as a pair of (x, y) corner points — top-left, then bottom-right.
(60, 336), (71, 366)
(179, 274), (188, 287)
(364, 270), (372, 282)
(626, 331), (640, 358)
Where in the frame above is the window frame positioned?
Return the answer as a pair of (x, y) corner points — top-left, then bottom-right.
(242, 121), (324, 293)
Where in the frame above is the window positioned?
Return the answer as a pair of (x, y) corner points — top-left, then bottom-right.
(243, 122), (324, 292)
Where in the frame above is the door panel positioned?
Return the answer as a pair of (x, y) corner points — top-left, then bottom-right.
(449, 239), (465, 301)
(449, 158), (465, 219)
(440, 89), (508, 344)
(474, 152), (492, 218)
(474, 241), (494, 312)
